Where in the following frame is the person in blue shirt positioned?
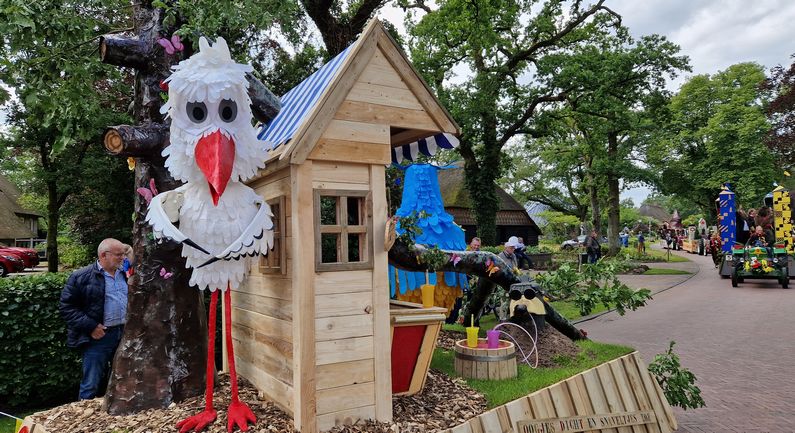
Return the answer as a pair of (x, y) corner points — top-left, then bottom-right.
(637, 232), (646, 254)
(60, 238), (131, 399)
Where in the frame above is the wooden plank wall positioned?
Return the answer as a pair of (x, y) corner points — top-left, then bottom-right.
(234, 167), (295, 414)
(308, 160), (379, 431)
(440, 352), (678, 433)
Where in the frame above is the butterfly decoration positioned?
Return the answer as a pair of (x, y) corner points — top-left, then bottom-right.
(127, 156), (136, 171)
(160, 267), (174, 279)
(136, 178), (159, 205)
(487, 265), (500, 276)
(157, 33), (184, 56)
(450, 253), (461, 266)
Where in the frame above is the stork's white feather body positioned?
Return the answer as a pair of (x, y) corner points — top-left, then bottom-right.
(146, 36), (275, 293)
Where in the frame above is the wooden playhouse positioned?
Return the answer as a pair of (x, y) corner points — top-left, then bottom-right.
(230, 19), (460, 433)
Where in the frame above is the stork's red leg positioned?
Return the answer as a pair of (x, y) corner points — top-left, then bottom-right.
(224, 285), (257, 432)
(176, 290), (219, 433)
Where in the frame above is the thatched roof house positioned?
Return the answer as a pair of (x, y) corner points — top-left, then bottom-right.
(639, 203), (671, 223)
(437, 165), (542, 246)
(0, 174), (41, 245)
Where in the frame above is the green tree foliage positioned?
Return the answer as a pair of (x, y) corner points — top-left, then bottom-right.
(762, 55), (795, 167)
(0, 273), (80, 408)
(402, 0), (623, 245)
(648, 341), (705, 410)
(534, 261), (652, 316)
(536, 33), (688, 253)
(537, 210), (581, 241)
(0, 1), (134, 270)
(650, 63), (777, 214)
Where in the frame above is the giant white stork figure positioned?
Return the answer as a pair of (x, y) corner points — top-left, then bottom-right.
(146, 37), (274, 433)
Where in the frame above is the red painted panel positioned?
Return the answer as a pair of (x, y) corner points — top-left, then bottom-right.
(391, 325), (427, 393)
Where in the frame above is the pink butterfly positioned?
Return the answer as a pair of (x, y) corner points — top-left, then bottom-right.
(485, 258), (492, 268)
(157, 34), (184, 55)
(136, 178), (159, 205)
(450, 253), (461, 266)
(159, 267), (173, 279)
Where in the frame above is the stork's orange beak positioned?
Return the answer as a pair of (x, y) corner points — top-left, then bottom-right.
(195, 130), (235, 206)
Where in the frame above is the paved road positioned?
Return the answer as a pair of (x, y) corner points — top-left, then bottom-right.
(582, 249), (795, 433)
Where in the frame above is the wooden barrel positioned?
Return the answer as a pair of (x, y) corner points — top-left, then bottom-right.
(454, 339), (517, 380)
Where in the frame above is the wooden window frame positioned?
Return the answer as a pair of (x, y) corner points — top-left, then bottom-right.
(314, 189), (373, 272)
(258, 195), (287, 275)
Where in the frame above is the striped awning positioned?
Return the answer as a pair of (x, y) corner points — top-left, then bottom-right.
(257, 44), (355, 149)
(391, 133), (459, 165)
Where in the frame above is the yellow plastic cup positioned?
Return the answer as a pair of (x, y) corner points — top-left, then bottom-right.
(466, 326), (479, 348)
(420, 284), (435, 308)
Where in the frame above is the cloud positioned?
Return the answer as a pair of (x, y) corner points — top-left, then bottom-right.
(609, 0), (795, 88)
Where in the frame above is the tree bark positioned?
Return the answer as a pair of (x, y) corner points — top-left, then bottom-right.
(101, 5), (207, 414)
(45, 181), (59, 273)
(606, 132), (621, 255)
(387, 239), (586, 340)
(104, 124), (169, 157)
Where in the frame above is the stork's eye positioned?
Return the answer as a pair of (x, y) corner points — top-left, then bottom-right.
(523, 289), (536, 300)
(509, 290), (523, 301)
(187, 102), (207, 123)
(218, 99), (237, 123)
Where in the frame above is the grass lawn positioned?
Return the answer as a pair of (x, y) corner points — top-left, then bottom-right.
(637, 249), (689, 262)
(431, 339), (635, 408)
(548, 299), (608, 321)
(643, 268), (691, 275)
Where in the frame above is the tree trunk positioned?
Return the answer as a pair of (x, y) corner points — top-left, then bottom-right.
(606, 132), (621, 255)
(45, 181), (59, 272)
(104, 159), (207, 414)
(387, 239), (586, 340)
(101, 5), (207, 414)
(587, 175), (601, 235)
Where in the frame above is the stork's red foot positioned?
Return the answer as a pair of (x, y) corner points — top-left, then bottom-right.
(176, 409), (217, 433)
(227, 401), (257, 432)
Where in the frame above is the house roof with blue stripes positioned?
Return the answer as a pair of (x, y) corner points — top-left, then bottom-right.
(256, 19), (460, 164)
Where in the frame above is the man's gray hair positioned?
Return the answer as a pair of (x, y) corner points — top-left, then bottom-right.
(97, 238), (121, 256)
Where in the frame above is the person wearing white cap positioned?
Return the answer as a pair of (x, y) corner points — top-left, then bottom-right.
(498, 236), (520, 272)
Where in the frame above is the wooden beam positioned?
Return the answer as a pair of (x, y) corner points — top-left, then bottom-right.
(370, 164), (393, 422)
(291, 161), (317, 433)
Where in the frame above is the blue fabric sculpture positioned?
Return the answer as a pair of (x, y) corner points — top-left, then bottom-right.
(389, 163), (468, 296)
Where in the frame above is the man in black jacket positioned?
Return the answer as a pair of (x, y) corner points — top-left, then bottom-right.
(60, 238), (131, 399)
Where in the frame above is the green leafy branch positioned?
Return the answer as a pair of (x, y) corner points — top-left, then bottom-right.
(648, 341), (705, 410)
(534, 261), (652, 316)
(395, 211), (449, 272)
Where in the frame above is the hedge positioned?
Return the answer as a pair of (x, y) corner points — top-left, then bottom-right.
(0, 273), (81, 408)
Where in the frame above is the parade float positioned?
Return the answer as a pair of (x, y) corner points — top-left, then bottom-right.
(717, 185), (792, 286)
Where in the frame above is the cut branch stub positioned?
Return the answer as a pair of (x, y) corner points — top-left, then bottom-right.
(246, 72), (282, 124)
(104, 124), (169, 157)
(100, 35), (153, 71)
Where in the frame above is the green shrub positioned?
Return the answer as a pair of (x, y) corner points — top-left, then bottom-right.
(57, 236), (93, 270)
(648, 341), (705, 410)
(0, 273), (81, 409)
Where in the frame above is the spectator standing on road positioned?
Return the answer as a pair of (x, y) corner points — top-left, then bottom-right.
(585, 230), (601, 264)
(60, 238), (131, 400)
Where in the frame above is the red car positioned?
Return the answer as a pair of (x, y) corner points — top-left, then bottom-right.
(7, 247), (40, 268)
(0, 253), (25, 277)
(0, 247), (39, 269)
